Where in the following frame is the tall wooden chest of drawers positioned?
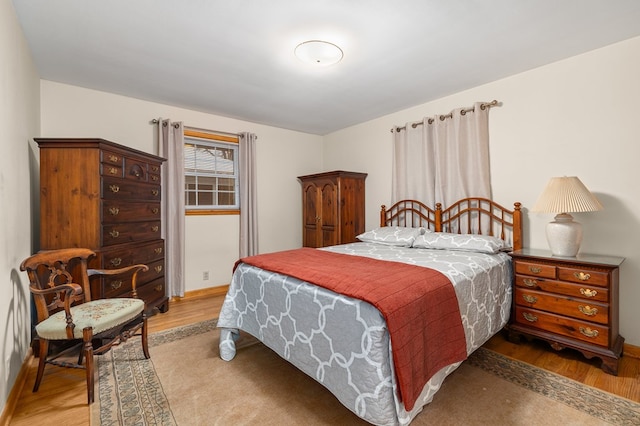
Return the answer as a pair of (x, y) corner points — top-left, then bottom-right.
(508, 248), (624, 374)
(36, 138), (169, 313)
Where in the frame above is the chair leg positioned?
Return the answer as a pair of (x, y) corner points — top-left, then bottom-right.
(141, 315), (150, 359)
(33, 339), (49, 392)
(78, 344), (84, 366)
(83, 327), (95, 404)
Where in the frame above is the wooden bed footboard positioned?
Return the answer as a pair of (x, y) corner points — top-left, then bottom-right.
(380, 197), (522, 250)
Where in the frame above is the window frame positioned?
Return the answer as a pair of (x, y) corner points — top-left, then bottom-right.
(184, 129), (240, 216)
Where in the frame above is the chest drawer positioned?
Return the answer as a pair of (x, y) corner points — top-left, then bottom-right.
(102, 273), (133, 298)
(101, 163), (123, 178)
(515, 274), (609, 302)
(102, 221), (161, 246)
(514, 260), (556, 279)
(514, 288), (609, 324)
(100, 240), (164, 269)
(102, 264), (165, 299)
(136, 276), (166, 307)
(102, 200), (161, 223)
(102, 177), (161, 201)
(514, 306), (609, 347)
(101, 149), (124, 166)
(558, 266), (609, 287)
(138, 258), (165, 285)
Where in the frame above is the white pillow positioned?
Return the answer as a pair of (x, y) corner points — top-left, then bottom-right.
(411, 232), (510, 254)
(357, 226), (424, 247)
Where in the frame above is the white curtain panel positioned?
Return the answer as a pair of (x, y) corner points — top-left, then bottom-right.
(158, 119), (186, 297)
(239, 132), (258, 257)
(392, 102), (492, 208)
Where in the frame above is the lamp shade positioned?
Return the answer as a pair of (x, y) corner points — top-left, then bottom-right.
(532, 176), (603, 213)
(532, 176), (602, 257)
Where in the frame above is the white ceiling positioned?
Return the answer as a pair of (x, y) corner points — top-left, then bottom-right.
(12, 0), (640, 135)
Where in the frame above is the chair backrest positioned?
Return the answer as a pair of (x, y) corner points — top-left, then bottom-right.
(20, 248), (96, 323)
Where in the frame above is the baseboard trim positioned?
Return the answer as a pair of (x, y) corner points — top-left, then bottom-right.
(0, 349), (33, 426)
(170, 285), (230, 302)
(624, 342), (640, 360)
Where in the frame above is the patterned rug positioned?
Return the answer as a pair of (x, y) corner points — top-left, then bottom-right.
(91, 319), (640, 425)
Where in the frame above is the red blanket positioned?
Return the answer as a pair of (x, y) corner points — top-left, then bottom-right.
(235, 248), (467, 411)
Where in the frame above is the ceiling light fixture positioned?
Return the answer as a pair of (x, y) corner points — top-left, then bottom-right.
(294, 40), (343, 66)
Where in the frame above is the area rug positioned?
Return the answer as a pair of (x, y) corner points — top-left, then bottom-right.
(91, 319), (640, 425)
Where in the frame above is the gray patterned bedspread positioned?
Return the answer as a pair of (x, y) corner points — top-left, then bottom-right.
(217, 242), (512, 425)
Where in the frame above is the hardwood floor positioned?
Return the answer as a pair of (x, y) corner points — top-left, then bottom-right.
(4, 293), (639, 425)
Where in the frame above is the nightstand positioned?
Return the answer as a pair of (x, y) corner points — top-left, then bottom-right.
(508, 248), (625, 375)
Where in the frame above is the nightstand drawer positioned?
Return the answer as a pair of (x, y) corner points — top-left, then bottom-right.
(515, 288), (609, 324)
(558, 266), (609, 287)
(514, 306), (609, 347)
(515, 275), (609, 302)
(514, 260), (556, 279)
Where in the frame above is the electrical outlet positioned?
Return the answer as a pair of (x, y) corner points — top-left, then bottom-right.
(203, 271), (209, 280)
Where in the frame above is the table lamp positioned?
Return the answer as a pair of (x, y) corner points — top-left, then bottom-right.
(532, 176), (603, 257)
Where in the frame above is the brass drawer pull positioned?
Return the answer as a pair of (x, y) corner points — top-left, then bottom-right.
(152, 208), (159, 214)
(109, 230), (120, 238)
(578, 305), (598, 316)
(154, 265), (163, 273)
(579, 327), (599, 338)
(522, 312), (538, 322)
(110, 280), (122, 290)
(522, 294), (538, 304)
(109, 167), (118, 175)
(108, 154), (119, 162)
(528, 266), (542, 274)
(151, 166), (159, 172)
(152, 189), (159, 196)
(110, 257), (122, 267)
(580, 288), (598, 298)
(151, 175), (159, 181)
(109, 184), (120, 193)
(109, 207), (119, 216)
(574, 272), (591, 281)
(154, 247), (163, 254)
(523, 278), (537, 287)
(155, 285), (163, 292)
(151, 225), (159, 232)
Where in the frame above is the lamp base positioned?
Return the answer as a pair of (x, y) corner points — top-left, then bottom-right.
(546, 213), (583, 257)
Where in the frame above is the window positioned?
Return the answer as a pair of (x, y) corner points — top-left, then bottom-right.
(184, 129), (239, 214)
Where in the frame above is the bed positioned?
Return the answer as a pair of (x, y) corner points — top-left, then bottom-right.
(218, 197), (522, 425)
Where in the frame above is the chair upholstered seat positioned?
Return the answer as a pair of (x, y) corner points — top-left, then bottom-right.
(35, 298), (145, 340)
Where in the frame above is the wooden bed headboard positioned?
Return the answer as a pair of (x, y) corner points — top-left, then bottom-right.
(380, 197), (522, 251)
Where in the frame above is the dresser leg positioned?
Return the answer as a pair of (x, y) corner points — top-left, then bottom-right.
(157, 299), (170, 313)
(507, 329), (522, 344)
(600, 357), (619, 376)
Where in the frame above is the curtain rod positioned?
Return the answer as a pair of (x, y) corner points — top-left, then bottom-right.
(184, 125), (239, 138)
(150, 119), (242, 137)
(150, 118), (180, 129)
(390, 100), (500, 133)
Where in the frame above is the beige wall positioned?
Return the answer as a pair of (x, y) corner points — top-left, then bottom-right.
(0, 0), (40, 415)
(324, 36), (640, 346)
(39, 81), (324, 290)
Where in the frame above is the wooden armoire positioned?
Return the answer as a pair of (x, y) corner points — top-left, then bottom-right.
(36, 138), (169, 313)
(298, 170), (367, 248)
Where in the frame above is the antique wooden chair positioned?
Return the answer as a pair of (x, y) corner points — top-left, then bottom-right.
(20, 248), (150, 404)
